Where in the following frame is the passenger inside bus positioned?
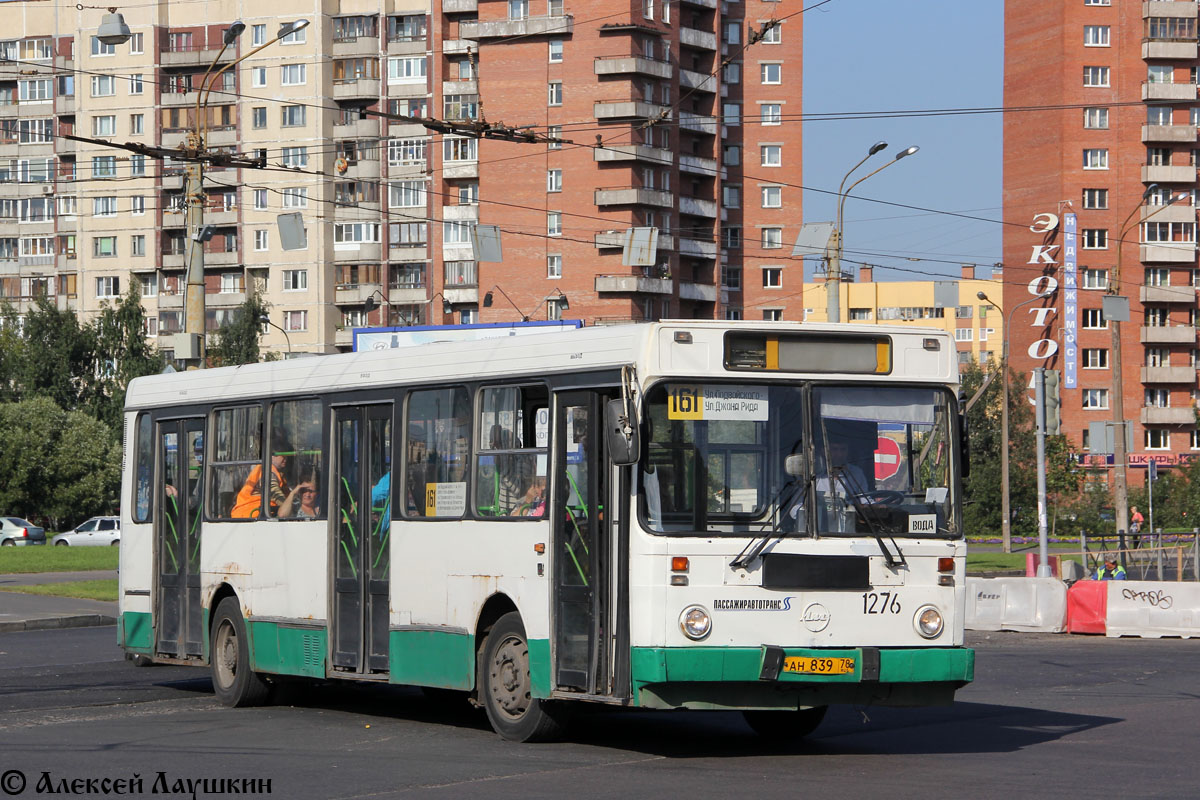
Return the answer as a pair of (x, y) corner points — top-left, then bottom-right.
(231, 449), (291, 519)
(279, 479), (320, 519)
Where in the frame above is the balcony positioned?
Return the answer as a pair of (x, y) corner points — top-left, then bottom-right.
(1141, 406), (1196, 424)
(680, 0), (717, 7)
(208, 291), (246, 308)
(1140, 203), (1196, 223)
(460, 15), (574, 40)
(442, 205), (478, 222)
(335, 328), (354, 347)
(443, 39), (473, 56)
(1142, 366), (1196, 383)
(680, 26), (718, 51)
(679, 196), (717, 217)
(389, 245), (427, 261)
(593, 143), (672, 165)
(595, 275), (672, 294)
(333, 78), (381, 100)
(1141, 325), (1197, 343)
(1143, 81), (1198, 102)
(443, 161), (479, 179)
(679, 237), (718, 259)
(679, 154), (718, 177)
(442, 79), (478, 96)
(678, 111), (718, 134)
(203, 250), (239, 267)
(389, 287), (428, 304)
(160, 89), (199, 107)
(444, 287), (478, 304)
(54, 93), (75, 114)
(161, 253), (185, 269)
(1143, 40), (1198, 60)
(1141, 243), (1197, 262)
(1142, 164), (1197, 183)
(163, 127), (237, 150)
(594, 187), (673, 208)
(332, 36), (379, 58)
(679, 281), (718, 303)
(160, 46), (236, 69)
(343, 159), (381, 180)
(157, 293), (183, 309)
(1142, 124), (1197, 143)
(444, 0), (478, 11)
(387, 38), (426, 56)
(1143, 2), (1198, 19)
(594, 55), (672, 80)
(594, 99), (670, 120)
(680, 69), (717, 93)
(335, 242), (382, 261)
(335, 282), (383, 304)
(594, 230), (674, 250)
(1141, 284), (1197, 302)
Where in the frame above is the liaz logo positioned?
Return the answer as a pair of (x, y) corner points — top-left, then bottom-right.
(802, 603), (831, 632)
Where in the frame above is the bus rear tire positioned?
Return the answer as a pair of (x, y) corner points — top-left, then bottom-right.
(742, 705), (828, 740)
(480, 612), (567, 742)
(210, 596), (269, 707)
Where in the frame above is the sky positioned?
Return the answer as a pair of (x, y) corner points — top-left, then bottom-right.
(802, 0), (1004, 284)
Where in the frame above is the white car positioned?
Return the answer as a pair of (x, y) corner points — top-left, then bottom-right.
(54, 516), (121, 547)
(0, 517), (46, 546)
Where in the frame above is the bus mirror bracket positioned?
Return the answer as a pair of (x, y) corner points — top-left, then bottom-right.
(606, 398), (640, 466)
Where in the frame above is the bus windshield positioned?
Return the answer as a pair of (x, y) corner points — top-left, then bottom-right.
(638, 382), (959, 538)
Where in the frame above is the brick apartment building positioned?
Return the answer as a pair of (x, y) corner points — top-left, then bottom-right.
(1004, 0), (1200, 484)
(0, 0), (802, 354)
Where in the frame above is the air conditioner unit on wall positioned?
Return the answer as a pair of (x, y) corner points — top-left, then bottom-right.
(41, 185), (53, 194)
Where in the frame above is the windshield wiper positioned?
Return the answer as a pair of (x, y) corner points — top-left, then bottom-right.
(729, 475), (810, 569)
(832, 468), (908, 569)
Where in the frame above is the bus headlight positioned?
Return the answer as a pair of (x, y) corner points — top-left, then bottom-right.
(914, 605), (944, 639)
(679, 605), (712, 640)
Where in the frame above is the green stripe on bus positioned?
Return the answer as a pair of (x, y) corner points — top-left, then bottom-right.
(630, 646), (974, 687)
(528, 638), (551, 699)
(119, 611), (153, 652)
(389, 630), (475, 690)
(248, 621), (327, 678)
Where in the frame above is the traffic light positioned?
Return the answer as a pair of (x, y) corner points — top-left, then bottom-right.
(1044, 369), (1062, 435)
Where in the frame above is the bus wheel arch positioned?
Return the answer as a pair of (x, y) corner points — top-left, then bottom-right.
(209, 593), (269, 707)
(477, 609), (568, 742)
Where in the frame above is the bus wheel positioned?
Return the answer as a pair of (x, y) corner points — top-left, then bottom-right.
(480, 612), (567, 742)
(742, 705), (828, 740)
(210, 597), (269, 707)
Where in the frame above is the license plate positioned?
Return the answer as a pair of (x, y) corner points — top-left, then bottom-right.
(782, 656), (855, 675)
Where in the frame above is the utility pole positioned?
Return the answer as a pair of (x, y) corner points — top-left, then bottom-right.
(1034, 368), (1051, 577)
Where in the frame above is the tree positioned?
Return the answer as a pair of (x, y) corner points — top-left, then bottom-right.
(91, 286), (166, 432)
(209, 293), (271, 367)
(10, 297), (96, 411)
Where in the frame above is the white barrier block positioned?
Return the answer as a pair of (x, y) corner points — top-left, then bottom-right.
(1105, 580), (1200, 639)
(966, 577), (1067, 633)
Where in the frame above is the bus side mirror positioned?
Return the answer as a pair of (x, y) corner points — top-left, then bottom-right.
(959, 413), (970, 480)
(606, 399), (640, 466)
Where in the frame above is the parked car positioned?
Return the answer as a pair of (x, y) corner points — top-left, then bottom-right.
(53, 516), (121, 547)
(0, 517), (47, 546)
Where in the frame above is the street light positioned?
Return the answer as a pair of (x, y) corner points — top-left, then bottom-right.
(259, 313), (292, 357)
(978, 288), (1052, 553)
(182, 19), (310, 368)
(96, 9), (132, 46)
(482, 287), (570, 320)
(363, 290), (390, 323)
(827, 144), (919, 322)
(1109, 185), (1186, 545)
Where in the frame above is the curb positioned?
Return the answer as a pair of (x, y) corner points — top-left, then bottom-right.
(0, 614), (117, 633)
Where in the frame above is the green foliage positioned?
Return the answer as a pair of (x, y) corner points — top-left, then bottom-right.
(0, 544), (118, 574)
(209, 293), (271, 368)
(91, 285), (165, 430)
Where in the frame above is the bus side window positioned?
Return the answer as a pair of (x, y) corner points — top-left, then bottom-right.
(211, 405), (263, 520)
(475, 385), (549, 518)
(133, 412), (153, 523)
(403, 387), (471, 518)
(268, 398), (324, 519)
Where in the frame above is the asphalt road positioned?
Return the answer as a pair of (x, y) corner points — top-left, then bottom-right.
(0, 628), (1197, 799)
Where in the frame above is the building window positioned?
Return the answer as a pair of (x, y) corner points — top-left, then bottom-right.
(130, 114), (144, 135)
(281, 105), (305, 127)
(129, 32), (144, 54)
(1083, 66), (1110, 87)
(549, 39), (563, 63)
(547, 254), (562, 279)
(723, 103), (741, 125)
(388, 181), (427, 208)
(1081, 389), (1109, 409)
(284, 310), (307, 332)
(1082, 268), (1109, 289)
(723, 62), (741, 84)
(722, 186), (740, 209)
(1082, 308), (1107, 329)
(1146, 267), (1170, 287)
(131, 235), (145, 257)
(128, 74), (143, 95)
(1084, 0), (1110, 5)
(721, 226), (741, 249)
(1083, 148), (1108, 169)
(1145, 388), (1170, 408)
(280, 22), (306, 45)
(1083, 188), (1108, 210)
(131, 196), (145, 216)
(1083, 348), (1109, 369)
(91, 156), (116, 178)
(760, 145), (782, 167)
(849, 308), (872, 321)
(95, 276), (119, 297)
(548, 81), (563, 106)
(1082, 229), (1108, 249)
(725, 309), (744, 321)
(388, 138), (428, 166)
(253, 189), (268, 210)
(281, 64), (306, 86)
(251, 67), (267, 88)
(547, 126), (562, 149)
(1084, 107), (1109, 129)
(251, 23), (266, 46)
(254, 230), (268, 251)
(761, 186), (782, 208)
(761, 104), (781, 125)
(1146, 429), (1170, 450)
(724, 145), (741, 166)
(547, 169), (563, 192)
(763, 309), (782, 322)
(1143, 221), (1197, 243)
(548, 211), (562, 236)
(92, 115), (115, 137)
(283, 270), (307, 291)
(387, 56), (427, 84)
(760, 63), (781, 84)
(762, 227), (783, 249)
(443, 221), (473, 245)
(954, 328), (973, 342)
(252, 107), (266, 129)
(281, 147), (308, 168)
(333, 222), (381, 247)
(131, 155), (145, 176)
(762, 267), (782, 288)
(1083, 25), (1110, 47)
(91, 75), (115, 97)
(1148, 106), (1173, 126)
(18, 79), (52, 103)
(90, 36), (115, 56)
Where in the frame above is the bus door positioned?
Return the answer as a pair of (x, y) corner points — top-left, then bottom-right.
(552, 392), (613, 694)
(330, 405), (392, 674)
(155, 417), (205, 660)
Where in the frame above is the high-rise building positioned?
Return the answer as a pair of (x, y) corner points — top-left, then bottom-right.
(1004, 0), (1199, 482)
(0, 0), (801, 354)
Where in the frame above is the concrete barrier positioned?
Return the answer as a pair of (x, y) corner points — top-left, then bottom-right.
(966, 577), (1068, 633)
(1105, 580), (1200, 639)
(1066, 579), (1106, 635)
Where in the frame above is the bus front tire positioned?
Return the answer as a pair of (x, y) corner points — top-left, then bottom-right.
(742, 705), (828, 741)
(210, 596), (269, 707)
(480, 612), (567, 742)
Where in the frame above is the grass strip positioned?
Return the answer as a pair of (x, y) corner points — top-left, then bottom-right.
(0, 546), (119, 574)
(0, 580), (118, 603)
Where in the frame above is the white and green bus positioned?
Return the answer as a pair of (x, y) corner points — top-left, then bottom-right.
(119, 321), (973, 742)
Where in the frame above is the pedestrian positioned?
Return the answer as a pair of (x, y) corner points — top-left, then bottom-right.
(1130, 505), (1144, 549)
(1094, 556), (1127, 581)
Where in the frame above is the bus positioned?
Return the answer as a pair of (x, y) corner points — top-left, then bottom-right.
(118, 321), (973, 742)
